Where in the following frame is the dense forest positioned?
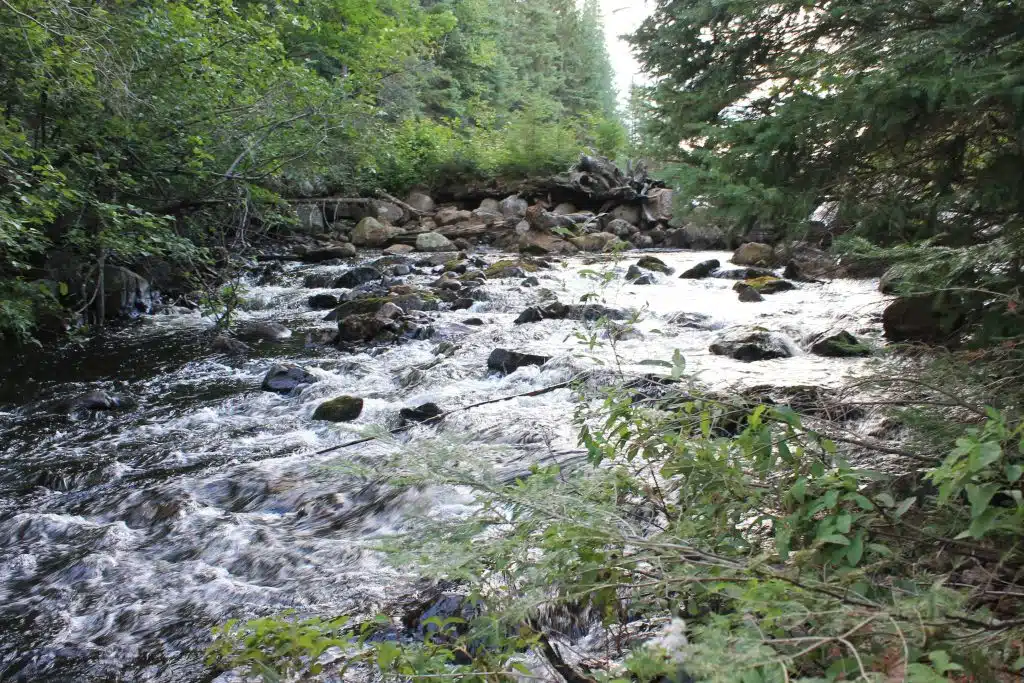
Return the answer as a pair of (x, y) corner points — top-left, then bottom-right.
(3, 1), (1024, 682)
(0, 0), (622, 342)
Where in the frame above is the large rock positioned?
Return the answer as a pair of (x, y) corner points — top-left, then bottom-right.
(643, 187), (674, 223)
(405, 192), (435, 213)
(313, 396), (363, 422)
(211, 334), (251, 355)
(400, 402), (444, 425)
(416, 232), (456, 252)
(607, 218), (634, 237)
(570, 232), (623, 252)
(500, 195), (529, 218)
(713, 267), (777, 280)
(262, 364), (318, 393)
(59, 390), (129, 413)
(809, 330), (871, 357)
(636, 255), (672, 274)
(679, 259), (720, 279)
(553, 202), (577, 215)
(487, 349), (551, 375)
(302, 243), (357, 262)
(732, 277), (796, 294)
(515, 230), (577, 256)
(334, 266), (382, 289)
(308, 293), (340, 310)
(883, 296), (960, 344)
(709, 327), (795, 362)
(666, 224), (727, 250)
(337, 313), (392, 343)
(435, 207), (473, 226)
(478, 198), (502, 214)
(514, 302), (625, 324)
(610, 204), (642, 225)
(737, 285), (764, 302)
(384, 244), (415, 255)
(371, 200), (405, 225)
(102, 266), (156, 317)
(732, 242), (775, 267)
(351, 217), (400, 247)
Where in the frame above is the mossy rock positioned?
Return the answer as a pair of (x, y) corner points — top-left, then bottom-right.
(810, 330), (871, 357)
(485, 259), (540, 278)
(325, 296), (391, 320)
(313, 395), (364, 422)
(636, 255), (673, 274)
(733, 276), (796, 294)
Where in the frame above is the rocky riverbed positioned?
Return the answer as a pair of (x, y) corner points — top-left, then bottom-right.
(0, 246), (887, 681)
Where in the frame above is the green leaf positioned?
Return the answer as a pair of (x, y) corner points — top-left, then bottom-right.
(835, 513), (852, 533)
(965, 482), (1000, 519)
(818, 533), (850, 546)
(847, 530), (864, 565)
(895, 496), (916, 517)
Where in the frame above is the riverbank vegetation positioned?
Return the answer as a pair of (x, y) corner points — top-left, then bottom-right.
(0, 0), (623, 342)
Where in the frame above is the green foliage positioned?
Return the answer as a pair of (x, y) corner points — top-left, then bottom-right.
(211, 370), (1024, 681)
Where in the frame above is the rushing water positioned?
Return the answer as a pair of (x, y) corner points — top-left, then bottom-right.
(0, 249), (884, 681)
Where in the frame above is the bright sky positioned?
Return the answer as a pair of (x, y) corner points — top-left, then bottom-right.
(598, 0), (651, 105)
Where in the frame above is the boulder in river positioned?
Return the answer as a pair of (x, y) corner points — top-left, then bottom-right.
(405, 192), (435, 213)
(400, 402), (444, 425)
(737, 285), (764, 302)
(679, 259), (720, 279)
(732, 276), (796, 294)
(709, 327), (795, 362)
(211, 334), (251, 355)
(713, 267), (777, 280)
(308, 293), (340, 310)
(416, 232), (455, 252)
(809, 330), (871, 357)
(485, 259), (538, 279)
(487, 348), (551, 375)
(313, 396), (363, 422)
(262, 363), (319, 393)
(301, 243), (357, 262)
(636, 255), (672, 274)
(351, 217), (400, 247)
(303, 272), (335, 288)
(337, 313), (392, 343)
(665, 223), (727, 250)
(607, 218), (635, 237)
(883, 296), (960, 344)
(435, 207), (473, 226)
(732, 242), (775, 267)
(384, 244), (415, 255)
(570, 232), (625, 252)
(500, 195), (529, 218)
(240, 321), (291, 341)
(514, 301), (626, 325)
(334, 266), (382, 289)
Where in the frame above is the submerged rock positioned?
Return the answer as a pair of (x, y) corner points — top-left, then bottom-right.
(240, 321), (291, 341)
(809, 330), (871, 357)
(570, 232), (624, 253)
(709, 327), (795, 362)
(59, 390), (128, 413)
(262, 364), (318, 393)
(399, 402), (444, 425)
(679, 259), (720, 279)
(313, 396), (363, 422)
(487, 349), (551, 375)
(713, 267), (777, 280)
(303, 272), (336, 289)
(514, 301), (626, 325)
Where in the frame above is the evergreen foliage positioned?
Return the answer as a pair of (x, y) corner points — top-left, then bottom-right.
(629, 1), (1024, 341)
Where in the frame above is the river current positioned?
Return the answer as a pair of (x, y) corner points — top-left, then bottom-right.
(0, 249), (884, 681)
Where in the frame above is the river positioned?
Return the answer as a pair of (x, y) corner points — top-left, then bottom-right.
(0, 249), (884, 681)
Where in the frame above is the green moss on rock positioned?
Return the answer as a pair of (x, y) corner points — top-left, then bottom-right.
(312, 395), (364, 422)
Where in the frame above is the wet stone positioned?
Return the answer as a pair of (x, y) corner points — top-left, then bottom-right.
(399, 402), (444, 425)
(313, 396), (363, 422)
(679, 259), (720, 279)
(261, 363), (319, 393)
(709, 327), (795, 362)
(334, 267), (383, 289)
(308, 293), (340, 310)
(809, 330), (871, 357)
(487, 348), (551, 375)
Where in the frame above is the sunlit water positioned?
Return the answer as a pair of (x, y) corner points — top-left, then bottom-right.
(0, 249), (885, 681)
